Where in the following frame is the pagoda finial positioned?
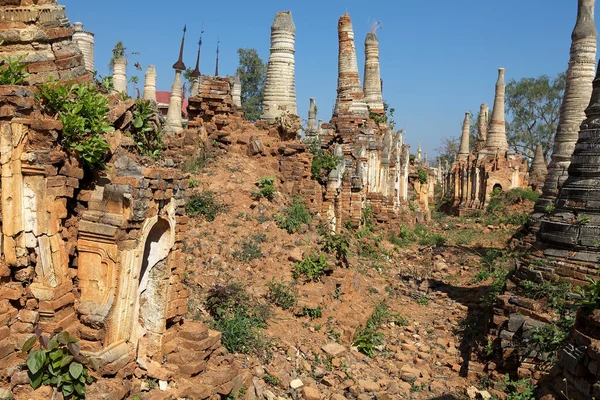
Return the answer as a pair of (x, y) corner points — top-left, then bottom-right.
(173, 24), (187, 71)
(191, 22), (203, 78)
(215, 35), (220, 76)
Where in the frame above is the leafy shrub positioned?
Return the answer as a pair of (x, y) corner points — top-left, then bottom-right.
(353, 302), (391, 357)
(297, 306), (322, 319)
(128, 99), (164, 157)
(412, 225), (445, 247)
(38, 80), (113, 169)
(575, 277), (600, 313)
(545, 204), (556, 215)
(320, 230), (350, 265)
(206, 282), (270, 354)
(519, 280), (571, 311)
(21, 329), (98, 400)
(276, 198), (311, 233)
(253, 177), (276, 200)
(293, 254), (330, 282)
(185, 191), (226, 221)
(498, 374), (535, 400)
(487, 188), (539, 213)
(0, 54), (29, 85)
(264, 374), (279, 386)
(417, 168), (428, 184)
(528, 319), (573, 355)
(266, 280), (296, 310)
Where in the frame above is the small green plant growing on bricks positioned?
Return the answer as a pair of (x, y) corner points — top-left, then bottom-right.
(253, 177), (276, 201)
(21, 329), (98, 399)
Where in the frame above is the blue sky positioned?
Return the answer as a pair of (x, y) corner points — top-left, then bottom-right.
(61, 0), (593, 158)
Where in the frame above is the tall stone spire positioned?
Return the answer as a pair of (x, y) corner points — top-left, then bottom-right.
(364, 28), (384, 114)
(535, 0), (597, 212)
(333, 14), (369, 118)
(190, 35), (202, 97)
(475, 104), (489, 151)
(529, 145), (548, 178)
(142, 65), (157, 102)
(165, 26), (187, 134)
(215, 36), (220, 76)
(261, 11), (297, 120)
(307, 98), (317, 136)
(72, 22), (94, 72)
(538, 59), (600, 256)
(458, 112), (471, 159)
(485, 68), (509, 153)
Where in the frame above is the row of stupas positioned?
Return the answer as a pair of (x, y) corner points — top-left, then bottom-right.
(443, 67), (532, 214)
(480, 1), (600, 397)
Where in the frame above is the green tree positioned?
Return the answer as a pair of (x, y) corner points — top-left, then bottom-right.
(435, 136), (459, 166)
(236, 48), (267, 121)
(505, 73), (565, 159)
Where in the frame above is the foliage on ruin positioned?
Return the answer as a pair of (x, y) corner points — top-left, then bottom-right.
(0, 54), (29, 85)
(275, 197), (312, 233)
(505, 72), (565, 159)
(185, 190), (227, 222)
(236, 48), (267, 121)
(293, 253), (330, 282)
(109, 41), (126, 69)
(252, 177), (276, 200)
(498, 374), (535, 400)
(266, 279), (297, 310)
(206, 282), (270, 354)
(182, 146), (215, 173)
(21, 329), (98, 400)
(519, 279), (572, 311)
(38, 79), (113, 169)
(128, 99), (164, 157)
(352, 302), (391, 357)
(575, 277), (600, 313)
(308, 141), (341, 184)
(417, 168), (428, 184)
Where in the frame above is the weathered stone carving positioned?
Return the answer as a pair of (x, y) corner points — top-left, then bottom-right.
(306, 97), (317, 137)
(474, 103), (489, 152)
(261, 11), (297, 120)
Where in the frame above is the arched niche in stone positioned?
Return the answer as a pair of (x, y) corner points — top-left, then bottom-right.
(104, 206), (175, 353)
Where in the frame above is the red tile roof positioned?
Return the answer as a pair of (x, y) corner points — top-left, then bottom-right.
(155, 91), (188, 117)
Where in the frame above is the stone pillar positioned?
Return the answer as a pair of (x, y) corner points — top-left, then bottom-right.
(72, 22), (94, 72)
(458, 112), (470, 159)
(143, 65), (157, 102)
(364, 32), (384, 114)
(529, 145), (548, 176)
(485, 68), (509, 153)
(261, 11), (297, 120)
(333, 14), (369, 118)
(307, 98), (317, 136)
(232, 75), (242, 108)
(475, 104), (489, 152)
(535, 0), (597, 212)
(112, 58), (127, 94)
(164, 71), (183, 133)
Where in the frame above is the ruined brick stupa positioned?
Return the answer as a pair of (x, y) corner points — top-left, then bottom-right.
(0, 0), (89, 85)
(333, 14), (369, 119)
(261, 11), (297, 120)
(533, 0), (597, 217)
